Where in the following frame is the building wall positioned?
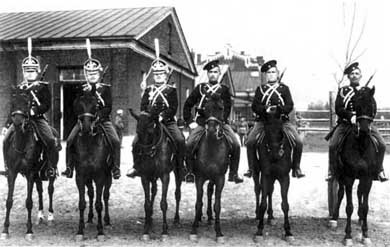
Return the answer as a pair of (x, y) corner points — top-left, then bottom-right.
(0, 47), (194, 136)
(139, 15), (191, 71)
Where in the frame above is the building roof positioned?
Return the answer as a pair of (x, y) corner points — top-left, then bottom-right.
(0, 7), (172, 40)
(231, 71), (261, 92)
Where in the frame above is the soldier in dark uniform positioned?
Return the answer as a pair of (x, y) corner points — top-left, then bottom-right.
(0, 38), (59, 178)
(126, 58), (186, 178)
(61, 40), (121, 179)
(326, 62), (387, 182)
(244, 60), (305, 178)
(183, 60), (244, 184)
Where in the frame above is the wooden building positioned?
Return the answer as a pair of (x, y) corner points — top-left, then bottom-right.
(0, 7), (197, 138)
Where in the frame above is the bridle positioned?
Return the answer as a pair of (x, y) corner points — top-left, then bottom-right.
(77, 112), (98, 135)
(205, 116), (223, 139)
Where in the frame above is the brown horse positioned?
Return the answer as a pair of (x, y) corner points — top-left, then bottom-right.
(329, 86), (379, 246)
(189, 94), (230, 243)
(129, 108), (182, 241)
(72, 92), (112, 241)
(1, 93), (57, 240)
(254, 109), (294, 243)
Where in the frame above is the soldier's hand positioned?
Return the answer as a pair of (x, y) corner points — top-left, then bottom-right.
(159, 114), (163, 122)
(30, 108), (36, 116)
(266, 105), (277, 113)
(1, 127), (7, 136)
(351, 115), (357, 125)
(82, 83), (92, 92)
(189, 122), (198, 130)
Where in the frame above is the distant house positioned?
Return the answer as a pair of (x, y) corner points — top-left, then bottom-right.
(194, 44), (264, 122)
(0, 7), (197, 138)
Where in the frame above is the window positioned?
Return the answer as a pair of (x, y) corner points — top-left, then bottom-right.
(59, 67), (85, 83)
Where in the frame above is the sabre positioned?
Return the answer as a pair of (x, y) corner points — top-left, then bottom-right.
(364, 71), (376, 87)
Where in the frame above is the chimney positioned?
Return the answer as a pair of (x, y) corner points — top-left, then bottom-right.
(240, 51), (245, 55)
(197, 54), (202, 65)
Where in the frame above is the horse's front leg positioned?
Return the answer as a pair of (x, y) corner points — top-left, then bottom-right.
(86, 180), (94, 224)
(253, 171), (261, 220)
(141, 177), (152, 240)
(214, 176), (225, 243)
(343, 179), (354, 246)
(103, 176), (112, 226)
(160, 173), (170, 238)
(207, 181), (214, 225)
(267, 182), (275, 224)
(75, 175), (86, 240)
(190, 176), (205, 240)
(359, 178), (372, 245)
(1, 173), (17, 239)
(255, 174), (272, 239)
(47, 177), (55, 225)
(95, 182), (104, 239)
(25, 174), (35, 240)
(173, 166), (182, 225)
(34, 175), (44, 225)
(279, 176), (293, 242)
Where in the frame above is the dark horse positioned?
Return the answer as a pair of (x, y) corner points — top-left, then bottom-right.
(129, 109), (182, 241)
(1, 93), (57, 240)
(254, 108), (295, 243)
(329, 86), (379, 246)
(72, 92), (112, 241)
(189, 95), (230, 243)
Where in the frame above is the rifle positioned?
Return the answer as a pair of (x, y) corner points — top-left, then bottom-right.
(40, 64), (48, 81)
(324, 123), (339, 141)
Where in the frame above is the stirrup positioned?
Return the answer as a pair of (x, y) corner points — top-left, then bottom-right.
(185, 173), (195, 183)
(46, 167), (56, 178)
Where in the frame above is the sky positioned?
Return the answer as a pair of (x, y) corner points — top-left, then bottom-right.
(1, 0), (389, 109)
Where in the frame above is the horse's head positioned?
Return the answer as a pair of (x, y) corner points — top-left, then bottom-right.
(129, 108), (159, 142)
(10, 93), (30, 128)
(204, 93), (224, 138)
(74, 92), (98, 135)
(355, 86), (376, 134)
(264, 109), (286, 162)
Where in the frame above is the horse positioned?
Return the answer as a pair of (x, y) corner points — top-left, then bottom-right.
(329, 86), (379, 246)
(189, 94), (231, 243)
(128, 108), (182, 241)
(254, 108), (295, 243)
(72, 92), (112, 241)
(1, 93), (57, 240)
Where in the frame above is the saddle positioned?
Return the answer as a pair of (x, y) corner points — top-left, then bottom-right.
(255, 128), (295, 149)
(191, 128), (233, 157)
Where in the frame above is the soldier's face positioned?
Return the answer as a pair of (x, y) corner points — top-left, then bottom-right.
(207, 67), (221, 83)
(347, 69), (362, 85)
(86, 71), (101, 84)
(153, 72), (168, 85)
(23, 69), (39, 82)
(266, 67), (279, 83)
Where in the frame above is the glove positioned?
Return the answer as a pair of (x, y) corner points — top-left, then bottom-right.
(266, 105), (277, 113)
(1, 127), (7, 136)
(350, 115), (356, 125)
(189, 122), (198, 129)
(30, 106), (37, 116)
(82, 83), (92, 92)
(159, 114), (163, 122)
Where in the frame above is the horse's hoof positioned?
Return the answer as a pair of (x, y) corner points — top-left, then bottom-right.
(47, 213), (54, 222)
(329, 220), (337, 228)
(344, 238), (353, 246)
(96, 234), (106, 241)
(254, 235), (263, 243)
(142, 234), (150, 241)
(285, 235), (295, 243)
(216, 236), (225, 244)
(189, 234), (198, 242)
(36, 218), (44, 225)
(362, 238), (372, 246)
(0, 233), (9, 240)
(25, 233), (34, 241)
(75, 234), (84, 242)
(161, 234), (169, 242)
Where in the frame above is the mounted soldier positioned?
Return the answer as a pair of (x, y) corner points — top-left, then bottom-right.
(244, 60), (305, 179)
(326, 62), (387, 182)
(183, 60), (243, 184)
(0, 38), (60, 178)
(126, 56), (186, 179)
(61, 39), (121, 179)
